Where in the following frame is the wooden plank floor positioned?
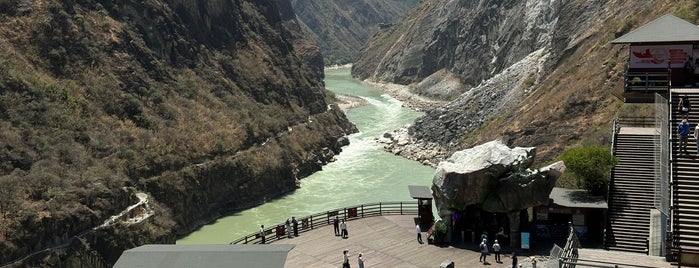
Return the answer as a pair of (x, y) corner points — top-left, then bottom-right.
(272, 215), (675, 268)
(577, 248), (673, 268)
(274, 215), (524, 268)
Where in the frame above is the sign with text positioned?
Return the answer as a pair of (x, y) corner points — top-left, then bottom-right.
(521, 232), (530, 249)
(629, 44), (692, 68)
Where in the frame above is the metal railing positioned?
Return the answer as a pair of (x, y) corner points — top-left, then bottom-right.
(624, 72), (669, 92)
(558, 223), (580, 268)
(229, 201), (418, 245)
(616, 116), (655, 128)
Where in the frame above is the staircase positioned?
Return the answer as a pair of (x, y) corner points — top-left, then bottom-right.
(671, 89), (699, 252)
(605, 127), (656, 253)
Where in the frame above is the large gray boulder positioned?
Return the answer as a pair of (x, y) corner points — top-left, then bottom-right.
(432, 140), (565, 216)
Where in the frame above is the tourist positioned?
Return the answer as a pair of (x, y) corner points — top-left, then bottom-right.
(679, 119), (691, 154)
(340, 219), (348, 238)
(292, 216), (299, 237)
(357, 252), (365, 268)
(695, 124), (699, 155)
(285, 218), (292, 238)
(511, 252), (518, 268)
(531, 256), (537, 268)
(334, 215), (340, 236)
(479, 239), (488, 263)
(342, 249), (350, 268)
(679, 95), (691, 120)
(259, 225), (265, 244)
(480, 231), (488, 244)
(493, 239), (501, 263)
(416, 224), (423, 244)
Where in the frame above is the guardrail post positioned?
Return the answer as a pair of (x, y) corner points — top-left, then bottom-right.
(361, 205), (364, 218)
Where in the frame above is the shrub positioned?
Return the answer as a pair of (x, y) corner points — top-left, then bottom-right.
(560, 145), (618, 195)
(432, 219), (447, 244)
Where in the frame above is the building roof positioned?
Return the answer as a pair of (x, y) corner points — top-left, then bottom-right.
(113, 244), (295, 268)
(408, 185), (432, 199)
(612, 14), (699, 44)
(549, 187), (607, 209)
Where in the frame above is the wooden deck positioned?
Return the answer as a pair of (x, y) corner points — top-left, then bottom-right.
(272, 215), (675, 268)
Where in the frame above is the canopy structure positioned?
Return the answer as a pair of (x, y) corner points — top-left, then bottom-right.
(612, 14), (699, 44)
(549, 187), (607, 209)
(408, 185), (432, 200)
(113, 244), (295, 268)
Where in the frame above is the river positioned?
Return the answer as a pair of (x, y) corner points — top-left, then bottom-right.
(177, 67), (436, 244)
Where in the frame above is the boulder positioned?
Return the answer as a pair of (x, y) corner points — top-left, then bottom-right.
(432, 140), (565, 215)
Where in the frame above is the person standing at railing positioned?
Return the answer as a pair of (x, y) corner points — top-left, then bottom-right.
(292, 217), (299, 237)
(285, 218), (292, 238)
(678, 118), (691, 154)
(333, 215), (340, 236)
(259, 225), (266, 244)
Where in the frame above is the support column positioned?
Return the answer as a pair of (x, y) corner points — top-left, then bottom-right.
(508, 211), (520, 248)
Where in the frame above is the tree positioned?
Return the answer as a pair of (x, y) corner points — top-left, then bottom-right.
(560, 146), (618, 195)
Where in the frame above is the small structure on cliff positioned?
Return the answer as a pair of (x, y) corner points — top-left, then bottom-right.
(431, 140), (565, 247)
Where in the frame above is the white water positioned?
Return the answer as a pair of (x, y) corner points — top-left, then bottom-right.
(177, 67), (436, 244)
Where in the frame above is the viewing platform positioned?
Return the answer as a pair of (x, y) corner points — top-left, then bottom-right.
(270, 214), (672, 268)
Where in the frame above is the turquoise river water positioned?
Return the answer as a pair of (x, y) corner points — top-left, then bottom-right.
(177, 67), (437, 244)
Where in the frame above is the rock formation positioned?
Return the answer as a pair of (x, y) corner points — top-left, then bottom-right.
(432, 140), (565, 247)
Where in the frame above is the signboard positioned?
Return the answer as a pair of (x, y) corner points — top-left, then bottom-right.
(629, 44), (692, 68)
(521, 232), (530, 249)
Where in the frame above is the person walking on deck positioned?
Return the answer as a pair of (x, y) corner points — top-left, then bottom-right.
(493, 239), (501, 263)
(416, 224), (423, 244)
(340, 219), (348, 238)
(679, 119), (691, 154)
(342, 249), (351, 268)
(357, 252), (365, 268)
(479, 239), (489, 263)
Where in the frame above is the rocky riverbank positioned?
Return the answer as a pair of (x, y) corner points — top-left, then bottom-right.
(357, 81), (451, 167)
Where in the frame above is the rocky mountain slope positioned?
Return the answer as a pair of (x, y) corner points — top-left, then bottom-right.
(0, 0), (355, 266)
(291, 0), (419, 65)
(355, 0), (696, 164)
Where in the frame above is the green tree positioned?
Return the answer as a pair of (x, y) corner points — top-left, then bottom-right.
(560, 146), (618, 195)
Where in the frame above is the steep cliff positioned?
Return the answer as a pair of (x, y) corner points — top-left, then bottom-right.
(291, 0), (419, 65)
(0, 0), (354, 266)
(354, 0), (694, 163)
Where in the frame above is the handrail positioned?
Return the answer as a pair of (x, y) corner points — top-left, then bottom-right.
(671, 247), (699, 267)
(229, 201), (419, 245)
(559, 222), (580, 268)
(624, 71), (669, 92)
(616, 116), (655, 128)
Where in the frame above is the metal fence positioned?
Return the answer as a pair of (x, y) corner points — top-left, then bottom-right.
(654, 93), (669, 217)
(229, 201), (418, 245)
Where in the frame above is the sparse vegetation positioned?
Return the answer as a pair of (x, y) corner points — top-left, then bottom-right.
(559, 146), (618, 196)
(0, 0), (353, 266)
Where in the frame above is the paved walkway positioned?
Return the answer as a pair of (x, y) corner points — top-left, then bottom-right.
(272, 215), (674, 268)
